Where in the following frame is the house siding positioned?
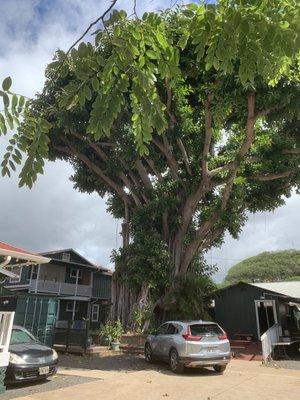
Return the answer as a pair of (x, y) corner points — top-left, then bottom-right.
(214, 283), (283, 339)
(92, 274), (111, 299)
(59, 299), (89, 322)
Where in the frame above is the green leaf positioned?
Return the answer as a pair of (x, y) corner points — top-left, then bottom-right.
(2, 76), (12, 91)
(78, 42), (88, 58)
(84, 85), (92, 101)
(9, 160), (16, 171)
(14, 148), (22, 159)
(177, 31), (190, 50)
(3, 93), (9, 107)
(78, 90), (86, 106)
(155, 31), (168, 50)
(12, 94), (18, 109)
(18, 96), (25, 110)
(92, 77), (100, 91)
(146, 50), (157, 60)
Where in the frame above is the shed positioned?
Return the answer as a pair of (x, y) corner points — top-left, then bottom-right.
(214, 281), (300, 341)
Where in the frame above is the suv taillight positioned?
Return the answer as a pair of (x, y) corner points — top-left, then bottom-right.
(218, 333), (228, 340)
(182, 326), (202, 341)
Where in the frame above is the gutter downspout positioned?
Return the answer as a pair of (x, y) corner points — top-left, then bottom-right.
(0, 256), (18, 280)
(0, 256), (11, 269)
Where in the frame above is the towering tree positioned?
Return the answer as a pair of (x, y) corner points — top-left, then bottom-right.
(1, 1), (299, 324)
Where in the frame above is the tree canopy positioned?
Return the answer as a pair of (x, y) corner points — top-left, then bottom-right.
(224, 250), (300, 285)
(0, 0), (299, 324)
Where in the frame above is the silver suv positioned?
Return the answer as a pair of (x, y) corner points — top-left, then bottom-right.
(145, 320), (231, 373)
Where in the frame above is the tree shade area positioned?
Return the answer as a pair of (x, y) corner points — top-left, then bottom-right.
(0, 1), (299, 325)
(224, 250), (300, 285)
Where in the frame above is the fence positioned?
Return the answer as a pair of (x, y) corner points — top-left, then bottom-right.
(261, 323), (281, 363)
(53, 321), (89, 352)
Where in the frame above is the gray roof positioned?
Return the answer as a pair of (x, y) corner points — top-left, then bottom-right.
(252, 281), (300, 299)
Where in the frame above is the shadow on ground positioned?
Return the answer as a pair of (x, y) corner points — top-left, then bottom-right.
(58, 352), (224, 377)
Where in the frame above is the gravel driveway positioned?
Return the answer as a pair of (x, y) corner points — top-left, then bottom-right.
(2, 351), (300, 400)
(2, 373), (98, 400)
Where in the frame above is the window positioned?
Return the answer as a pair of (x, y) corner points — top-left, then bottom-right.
(189, 324), (223, 336)
(70, 269), (82, 279)
(167, 323), (181, 334)
(157, 323), (169, 335)
(62, 252), (70, 262)
(66, 301), (79, 312)
(91, 304), (99, 322)
(30, 265), (38, 280)
(9, 266), (22, 283)
(10, 328), (35, 345)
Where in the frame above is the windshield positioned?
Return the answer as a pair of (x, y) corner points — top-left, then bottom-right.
(10, 329), (36, 345)
(190, 324), (223, 336)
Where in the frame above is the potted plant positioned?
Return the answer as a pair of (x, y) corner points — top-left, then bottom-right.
(99, 320), (124, 351)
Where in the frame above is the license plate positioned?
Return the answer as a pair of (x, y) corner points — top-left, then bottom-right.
(206, 347), (217, 353)
(39, 366), (50, 375)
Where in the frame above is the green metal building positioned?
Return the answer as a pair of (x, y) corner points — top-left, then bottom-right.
(214, 281), (300, 340)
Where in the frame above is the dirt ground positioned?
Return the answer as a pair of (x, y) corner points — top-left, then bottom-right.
(5, 352), (300, 400)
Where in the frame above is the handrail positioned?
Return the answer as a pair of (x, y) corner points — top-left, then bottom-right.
(260, 323), (280, 363)
(29, 279), (92, 297)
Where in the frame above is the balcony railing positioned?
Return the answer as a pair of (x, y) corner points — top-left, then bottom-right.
(29, 279), (92, 297)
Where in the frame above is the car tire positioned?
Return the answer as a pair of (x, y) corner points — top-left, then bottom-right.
(145, 343), (154, 363)
(169, 349), (184, 374)
(213, 365), (227, 373)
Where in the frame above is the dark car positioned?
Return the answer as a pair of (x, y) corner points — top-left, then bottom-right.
(5, 326), (58, 384)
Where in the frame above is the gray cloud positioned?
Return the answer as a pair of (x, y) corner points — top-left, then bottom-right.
(0, 0), (299, 277)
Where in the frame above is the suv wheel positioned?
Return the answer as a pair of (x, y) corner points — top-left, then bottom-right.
(169, 349), (184, 374)
(213, 365), (227, 373)
(145, 343), (154, 363)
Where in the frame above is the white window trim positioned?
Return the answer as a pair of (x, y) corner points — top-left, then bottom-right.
(9, 266), (22, 283)
(70, 269), (82, 279)
(91, 304), (99, 322)
(30, 265), (38, 280)
(66, 301), (79, 312)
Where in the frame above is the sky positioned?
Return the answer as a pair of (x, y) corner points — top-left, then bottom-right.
(0, 0), (299, 282)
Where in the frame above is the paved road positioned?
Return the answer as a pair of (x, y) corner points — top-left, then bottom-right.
(4, 354), (300, 400)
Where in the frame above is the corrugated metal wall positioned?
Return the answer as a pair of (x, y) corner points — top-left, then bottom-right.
(0, 286), (58, 346)
(214, 283), (265, 339)
(92, 274), (111, 299)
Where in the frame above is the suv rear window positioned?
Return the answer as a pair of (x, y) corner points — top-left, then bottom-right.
(190, 324), (222, 336)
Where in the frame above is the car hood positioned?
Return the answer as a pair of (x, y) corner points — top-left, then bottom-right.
(9, 342), (53, 359)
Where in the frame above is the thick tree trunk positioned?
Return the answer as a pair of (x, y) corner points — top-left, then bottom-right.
(110, 279), (150, 327)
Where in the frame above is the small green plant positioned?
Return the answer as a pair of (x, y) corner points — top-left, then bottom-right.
(99, 320), (124, 346)
(132, 303), (153, 333)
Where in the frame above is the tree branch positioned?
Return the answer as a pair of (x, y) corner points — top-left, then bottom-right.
(164, 78), (177, 127)
(143, 157), (163, 182)
(152, 137), (179, 179)
(176, 138), (192, 176)
(202, 93), (214, 180)
(252, 169), (299, 181)
(69, 131), (142, 206)
(135, 159), (153, 190)
(66, 0), (118, 55)
(57, 139), (130, 204)
(282, 148), (300, 155)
